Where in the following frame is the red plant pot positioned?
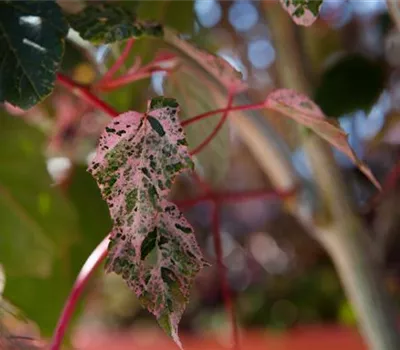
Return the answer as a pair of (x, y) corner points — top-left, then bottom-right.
(74, 326), (366, 350)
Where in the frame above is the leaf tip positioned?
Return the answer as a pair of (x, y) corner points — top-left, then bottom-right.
(158, 313), (183, 348)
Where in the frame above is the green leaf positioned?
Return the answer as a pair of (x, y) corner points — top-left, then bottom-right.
(314, 54), (385, 117)
(136, 0), (194, 34)
(0, 0), (69, 109)
(102, 0), (194, 34)
(0, 112), (85, 335)
(88, 97), (208, 346)
(280, 0), (323, 26)
(66, 3), (163, 44)
(2, 166), (111, 336)
(4, 259), (73, 336)
(164, 65), (231, 185)
(0, 112), (79, 278)
(67, 166), (112, 274)
(0, 265), (4, 298)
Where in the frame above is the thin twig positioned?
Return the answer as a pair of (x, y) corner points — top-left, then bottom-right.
(217, 187), (296, 203)
(102, 39), (135, 82)
(96, 54), (178, 91)
(175, 187), (296, 209)
(96, 69), (168, 91)
(56, 73), (119, 118)
(174, 193), (213, 208)
(182, 102), (265, 127)
(190, 91), (235, 156)
(50, 236), (109, 350)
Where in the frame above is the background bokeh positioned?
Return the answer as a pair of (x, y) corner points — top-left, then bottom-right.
(2, 1), (400, 349)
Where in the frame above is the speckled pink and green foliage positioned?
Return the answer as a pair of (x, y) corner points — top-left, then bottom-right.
(280, 0), (323, 27)
(265, 89), (380, 189)
(88, 97), (208, 345)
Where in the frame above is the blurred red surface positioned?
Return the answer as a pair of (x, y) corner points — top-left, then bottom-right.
(74, 326), (365, 350)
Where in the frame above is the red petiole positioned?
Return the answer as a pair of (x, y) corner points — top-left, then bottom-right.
(50, 236), (109, 350)
(56, 73), (119, 118)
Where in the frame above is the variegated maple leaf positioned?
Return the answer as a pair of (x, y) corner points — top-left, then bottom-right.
(280, 0), (323, 27)
(88, 97), (208, 346)
(265, 89), (380, 189)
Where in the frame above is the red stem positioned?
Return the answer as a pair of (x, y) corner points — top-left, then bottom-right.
(133, 53), (177, 74)
(50, 236), (109, 350)
(126, 57), (142, 74)
(190, 92), (235, 156)
(56, 73), (119, 118)
(192, 172), (213, 194)
(218, 187), (296, 203)
(182, 102), (265, 127)
(174, 193), (213, 208)
(175, 187), (296, 209)
(96, 69), (168, 91)
(211, 202), (240, 350)
(102, 39), (135, 82)
(97, 54), (177, 91)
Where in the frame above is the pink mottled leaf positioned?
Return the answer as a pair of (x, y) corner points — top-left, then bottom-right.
(280, 0), (323, 27)
(88, 97), (208, 346)
(164, 28), (248, 94)
(265, 89), (381, 189)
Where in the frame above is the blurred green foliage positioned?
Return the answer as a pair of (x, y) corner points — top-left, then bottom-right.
(314, 54), (385, 117)
(0, 116), (111, 334)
